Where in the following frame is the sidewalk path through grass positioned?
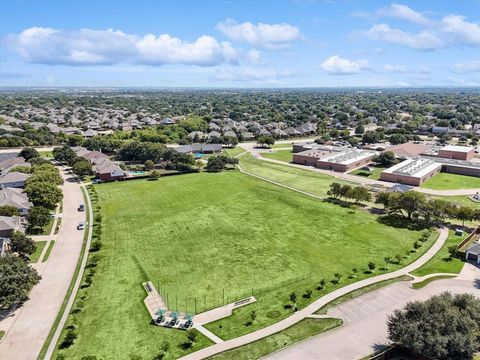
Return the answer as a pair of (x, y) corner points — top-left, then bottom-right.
(180, 228), (448, 360)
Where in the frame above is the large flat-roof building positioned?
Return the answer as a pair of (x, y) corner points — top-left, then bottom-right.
(293, 147), (376, 172)
(380, 158), (442, 186)
(437, 145), (474, 161)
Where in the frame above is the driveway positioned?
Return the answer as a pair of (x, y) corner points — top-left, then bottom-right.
(0, 169), (86, 360)
(265, 265), (480, 360)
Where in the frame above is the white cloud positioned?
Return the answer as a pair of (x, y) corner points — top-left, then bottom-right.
(215, 67), (294, 82)
(454, 60), (480, 73)
(383, 64), (407, 73)
(6, 27), (240, 66)
(247, 49), (262, 63)
(441, 15), (480, 46)
(365, 24), (442, 50)
(216, 19), (301, 49)
(376, 4), (432, 25)
(320, 55), (368, 75)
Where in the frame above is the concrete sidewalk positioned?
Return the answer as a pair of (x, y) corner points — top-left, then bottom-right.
(180, 228), (448, 360)
(0, 170), (86, 360)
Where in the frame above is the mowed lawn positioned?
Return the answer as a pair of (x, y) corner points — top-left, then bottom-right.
(421, 173), (480, 190)
(62, 171), (432, 359)
(261, 149), (293, 162)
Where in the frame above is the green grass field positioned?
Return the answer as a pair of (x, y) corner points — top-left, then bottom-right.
(224, 146), (246, 158)
(239, 154), (353, 197)
(209, 318), (342, 360)
(270, 143), (293, 149)
(29, 241), (47, 263)
(261, 149), (293, 163)
(57, 170), (437, 359)
(421, 173), (480, 190)
(412, 229), (468, 276)
(350, 165), (386, 180)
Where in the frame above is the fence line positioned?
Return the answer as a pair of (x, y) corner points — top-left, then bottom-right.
(153, 272), (312, 315)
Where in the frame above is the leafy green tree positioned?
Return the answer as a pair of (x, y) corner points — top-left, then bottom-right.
(53, 146), (77, 165)
(9, 231), (36, 257)
(388, 292), (480, 360)
(368, 262), (376, 273)
(348, 186), (372, 204)
(25, 182), (63, 210)
(374, 151), (396, 167)
(19, 147), (40, 161)
(144, 160), (154, 171)
(206, 155), (238, 172)
(0, 205), (20, 217)
(456, 206), (475, 226)
(27, 206), (51, 231)
(327, 182), (342, 198)
(72, 160), (93, 177)
(397, 191), (426, 220)
(0, 254), (41, 309)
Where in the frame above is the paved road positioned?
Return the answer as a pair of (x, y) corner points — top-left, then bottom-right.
(265, 265), (480, 360)
(180, 228), (448, 360)
(0, 169), (86, 360)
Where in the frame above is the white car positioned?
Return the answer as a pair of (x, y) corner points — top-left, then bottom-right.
(77, 222), (85, 230)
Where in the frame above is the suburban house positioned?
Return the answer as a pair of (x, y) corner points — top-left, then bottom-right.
(175, 143), (222, 155)
(0, 215), (23, 239)
(0, 157), (29, 176)
(0, 171), (31, 188)
(0, 188), (33, 216)
(75, 148), (127, 182)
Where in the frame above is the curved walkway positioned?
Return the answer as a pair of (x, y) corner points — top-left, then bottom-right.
(0, 170), (86, 360)
(180, 228), (448, 360)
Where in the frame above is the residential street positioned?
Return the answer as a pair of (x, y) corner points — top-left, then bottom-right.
(0, 169), (86, 360)
(265, 264), (480, 360)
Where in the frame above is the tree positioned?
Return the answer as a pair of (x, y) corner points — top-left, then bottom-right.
(333, 272), (342, 283)
(327, 182), (342, 198)
(149, 170), (161, 180)
(389, 134), (407, 145)
(289, 292), (297, 303)
(25, 182), (63, 210)
(374, 151), (396, 167)
(206, 155), (238, 172)
(0, 254), (41, 309)
(367, 262), (376, 273)
(9, 231), (36, 257)
(317, 278), (326, 290)
(19, 147), (39, 161)
(355, 124), (365, 135)
(53, 146), (77, 165)
(144, 160), (154, 171)
(456, 206), (474, 226)
(72, 160), (93, 178)
(348, 186), (372, 204)
(0, 205), (20, 217)
(388, 292), (480, 360)
(27, 206), (51, 231)
(339, 185), (352, 201)
(397, 191), (426, 220)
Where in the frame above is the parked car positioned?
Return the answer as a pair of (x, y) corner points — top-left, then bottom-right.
(77, 221), (85, 230)
(78, 204), (85, 212)
(169, 318), (177, 327)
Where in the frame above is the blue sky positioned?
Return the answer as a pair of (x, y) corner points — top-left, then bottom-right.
(0, 0), (479, 87)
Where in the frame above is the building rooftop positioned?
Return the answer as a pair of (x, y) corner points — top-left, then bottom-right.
(440, 145), (474, 153)
(383, 157), (442, 178)
(320, 149), (376, 165)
